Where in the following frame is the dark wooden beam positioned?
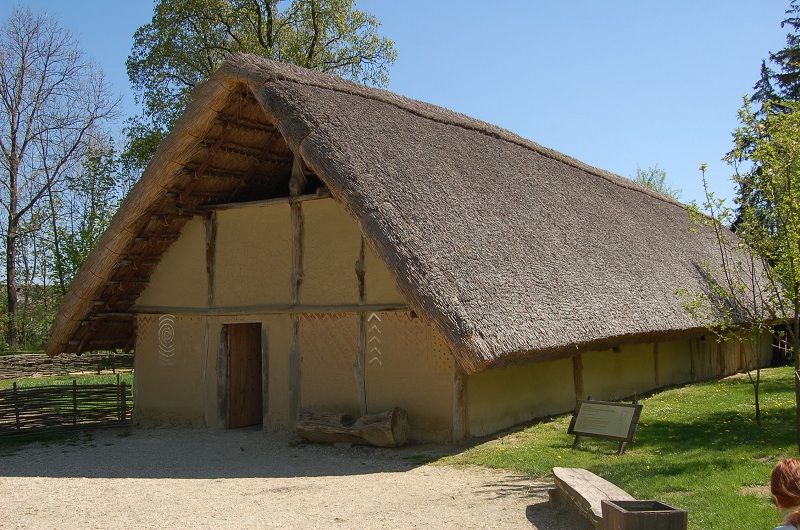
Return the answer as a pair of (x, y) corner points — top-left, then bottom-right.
(215, 116), (276, 134)
(91, 313), (136, 320)
(135, 235), (180, 243)
(162, 206), (212, 218)
(68, 338), (126, 347)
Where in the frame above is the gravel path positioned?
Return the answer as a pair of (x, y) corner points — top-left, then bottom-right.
(0, 427), (591, 529)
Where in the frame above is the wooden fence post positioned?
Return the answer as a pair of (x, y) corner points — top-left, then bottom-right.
(72, 379), (78, 426)
(115, 374), (120, 421)
(13, 382), (20, 431)
(120, 381), (128, 421)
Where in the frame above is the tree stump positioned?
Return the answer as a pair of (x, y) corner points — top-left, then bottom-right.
(297, 407), (410, 448)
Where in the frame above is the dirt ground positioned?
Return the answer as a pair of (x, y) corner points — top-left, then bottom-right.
(0, 427), (592, 529)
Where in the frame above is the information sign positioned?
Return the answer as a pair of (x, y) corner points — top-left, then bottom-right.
(567, 400), (642, 454)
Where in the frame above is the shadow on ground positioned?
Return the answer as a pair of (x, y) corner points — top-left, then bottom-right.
(0, 425), (464, 479)
(526, 485), (594, 530)
(0, 426), (601, 529)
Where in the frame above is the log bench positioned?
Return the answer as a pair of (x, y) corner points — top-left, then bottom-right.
(550, 467), (635, 529)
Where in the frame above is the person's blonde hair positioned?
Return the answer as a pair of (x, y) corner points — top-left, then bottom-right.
(772, 458), (800, 526)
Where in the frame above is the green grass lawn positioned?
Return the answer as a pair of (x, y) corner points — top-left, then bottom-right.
(0, 373), (133, 390)
(442, 365), (796, 529)
(0, 350), (44, 356)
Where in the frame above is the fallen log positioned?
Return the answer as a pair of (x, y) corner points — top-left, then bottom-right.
(297, 407), (410, 448)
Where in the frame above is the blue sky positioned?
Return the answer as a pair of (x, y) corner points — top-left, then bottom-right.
(3, 0), (792, 205)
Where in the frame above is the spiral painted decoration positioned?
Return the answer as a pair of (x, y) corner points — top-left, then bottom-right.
(158, 314), (176, 365)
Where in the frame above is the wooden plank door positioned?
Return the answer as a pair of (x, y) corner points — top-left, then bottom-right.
(227, 323), (263, 428)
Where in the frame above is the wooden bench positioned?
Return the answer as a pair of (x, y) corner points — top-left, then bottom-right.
(550, 467), (635, 529)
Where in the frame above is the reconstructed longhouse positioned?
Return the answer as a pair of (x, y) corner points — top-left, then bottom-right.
(46, 54), (768, 441)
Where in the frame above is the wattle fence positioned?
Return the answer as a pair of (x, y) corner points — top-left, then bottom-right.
(0, 378), (132, 436)
(0, 352), (133, 380)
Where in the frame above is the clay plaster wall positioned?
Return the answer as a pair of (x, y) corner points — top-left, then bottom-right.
(134, 218), (208, 309)
(466, 357), (575, 437)
(297, 197), (406, 306)
(196, 310), (457, 441)
(364, 239), (406, 305)
(300, 200), (361, 305)
(134, 198), (404, 312)
(464, 333), (773, 438)
(298, 313), (361, 416)
(133, 314), (206, 425)
(294, 311), (455, 441)
(215, 203), (293, 307)
(655, 340), (693, 387)
(582, 344), (656, 401)
(365, 312), (455, 441)
(264, 314), (293, 429)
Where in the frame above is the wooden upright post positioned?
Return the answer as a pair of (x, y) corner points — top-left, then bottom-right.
(72, 379), (78, 426)
(354, 237), (367, 416)
(121, 381), (128, 421)
(452, 367), (467, 443)
(12, 381), (20, 430)
(288, 183), (304, 430)
(572, 354), (585, 401)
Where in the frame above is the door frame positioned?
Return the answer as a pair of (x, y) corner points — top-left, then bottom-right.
(221, 322), (268, 428)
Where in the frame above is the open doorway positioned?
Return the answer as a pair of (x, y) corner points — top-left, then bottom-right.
(225, 323), (263, 428)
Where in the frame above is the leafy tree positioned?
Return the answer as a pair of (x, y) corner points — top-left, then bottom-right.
(686, 98), (800, 449)
(731, 100), (800, 450)
(682, 163), (775, 428)
(739, 1), (800, 253)
(125, 0), (397, 170)
(633, 165), (682, 200)
(48, 139), (133, 294)
(15, 203), (59, 350)
(0, 8), (119, 347)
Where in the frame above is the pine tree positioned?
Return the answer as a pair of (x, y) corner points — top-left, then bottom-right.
(738, 2), (800, 236)
(752, 60), (778, 117)
(770, 0), (800, 101)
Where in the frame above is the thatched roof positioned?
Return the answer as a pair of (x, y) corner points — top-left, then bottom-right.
(46, 54), (743, 374)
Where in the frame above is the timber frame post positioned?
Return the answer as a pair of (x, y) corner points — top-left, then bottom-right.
(572, 354), (585, 402)
(452, 365), (467, 443)
(204, 212), (218, 308)
(261, 324), (269, 429)
(354, 237), (368, 416)
(287, 160), (305, 430)
(216, 325), (228, 426)
(653, 342), (660, 388)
